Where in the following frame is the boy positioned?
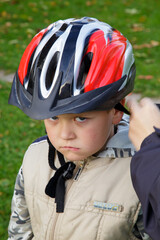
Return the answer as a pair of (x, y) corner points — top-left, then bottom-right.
(8, 17), (150, 239)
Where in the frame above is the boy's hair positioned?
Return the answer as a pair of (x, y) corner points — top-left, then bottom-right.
(8, 17), (135, 119)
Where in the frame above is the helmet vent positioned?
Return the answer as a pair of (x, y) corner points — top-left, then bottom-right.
(77, 52), (93, 91)
(59, 23), (68, 31)
(45, 51), (60, 90)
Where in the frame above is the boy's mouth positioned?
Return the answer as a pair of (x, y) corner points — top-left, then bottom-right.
(61, 146), (80, 151)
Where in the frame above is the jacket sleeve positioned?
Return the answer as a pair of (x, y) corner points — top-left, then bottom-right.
(8, 166), (34, 240)
(131, 128), (160, 240)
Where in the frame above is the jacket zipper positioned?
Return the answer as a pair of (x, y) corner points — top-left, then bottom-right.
(52, 160), (86, 239)
(48, 202), (59, 240)
(74, 161), (86, 181)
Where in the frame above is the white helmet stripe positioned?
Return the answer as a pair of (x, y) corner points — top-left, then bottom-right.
(40, 24), (72, 98)
(24, 21), (65, 90)
(73, 21), (111, 96)
(31, 21), (64, 70)
(119, 40), (135, 91)
(32, 18), (75, 68)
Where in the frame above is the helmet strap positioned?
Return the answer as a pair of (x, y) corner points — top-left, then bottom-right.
(114, 103), (130, 115)
(45, 137), (76, 212)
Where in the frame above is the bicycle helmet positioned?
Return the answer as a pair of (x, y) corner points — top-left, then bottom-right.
(8, 17), (136, 120)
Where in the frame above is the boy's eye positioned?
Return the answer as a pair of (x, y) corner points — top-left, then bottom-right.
(75, 117), (87, 122)
(50, 116), (58, 121)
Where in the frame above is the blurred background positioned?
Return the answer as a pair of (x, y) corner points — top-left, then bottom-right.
(0, 0), (160, 238)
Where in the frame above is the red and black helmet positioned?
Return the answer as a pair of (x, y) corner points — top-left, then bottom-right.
(9, 17), (136, 119)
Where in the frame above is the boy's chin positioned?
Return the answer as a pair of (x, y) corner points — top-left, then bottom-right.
(64, 153), (89, 162)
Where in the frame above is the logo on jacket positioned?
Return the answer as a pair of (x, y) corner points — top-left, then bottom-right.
(93, 201), (123, 212)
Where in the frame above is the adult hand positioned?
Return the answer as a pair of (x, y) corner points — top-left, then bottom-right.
(127, 97), (160, 150)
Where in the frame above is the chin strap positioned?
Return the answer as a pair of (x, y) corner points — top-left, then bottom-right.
(45, 137), (76, 213)
(115, 102), (130, 115)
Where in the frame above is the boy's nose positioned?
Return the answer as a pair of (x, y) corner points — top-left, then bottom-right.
(60, 121), (76, 140)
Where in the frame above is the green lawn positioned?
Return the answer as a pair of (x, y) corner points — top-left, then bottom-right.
(0, 0), (160, 97)
(0, 81), (44, 239)
(0, 0), (160, 238)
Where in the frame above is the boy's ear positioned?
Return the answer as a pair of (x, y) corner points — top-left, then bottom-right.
(121, 98), (125, 106)
(112, 109), (123, 125)
(112, 99), (125, 125)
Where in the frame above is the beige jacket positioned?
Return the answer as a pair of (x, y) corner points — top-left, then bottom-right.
(22, 137), (141, 240)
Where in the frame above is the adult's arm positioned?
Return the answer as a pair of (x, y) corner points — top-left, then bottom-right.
(131, 129), (160, 240)
(127, 97), (160, 239)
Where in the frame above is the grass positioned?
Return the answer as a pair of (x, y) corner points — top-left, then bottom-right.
(0, 0), (160, 238)
(0, 81), (45, 239)
(0, 0), (160, 97)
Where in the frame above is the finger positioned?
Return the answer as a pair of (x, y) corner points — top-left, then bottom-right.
(139, 97), (154, 107)
(126, 98), (140, 112)
(140, 98), (160, 113)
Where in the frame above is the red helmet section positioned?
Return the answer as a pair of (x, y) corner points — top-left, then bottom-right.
(84, 29), (127, 92)
(18, 27), (49, 85)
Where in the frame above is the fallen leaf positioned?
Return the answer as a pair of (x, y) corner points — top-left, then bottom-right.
(1, 11), (7, 17)
(11, 0), (19, 4)
(131, 23), (144, 32)
(43, 12), (48, 17)
(0, 0), (10, 2)
(150, 40), (159, 47)
(86, 0), (96, 6)
(125, 8), (139, 14)
(133, 40), (160, 49)
(26, 28), (36, 39)
(134, 52), (147, 58)
(5, 22), (12, 27)
(138, 75), (153, 80)
(5, 130), (9, 135)
(27, 34), (32, 39)
(134, 43), (151, 49)
(26, 28), (36, 35)
(144, 59), (155, 64)
(30, 122), (36, 128)
(28, 16), (33, 22)
(8, 39), (19, 45)
(20, 23), (29, 28)
(28, 2), (37, 7)
(50, 2), (56, 6)
(13, 14), (18, 19)
(139, 15), (147, 23)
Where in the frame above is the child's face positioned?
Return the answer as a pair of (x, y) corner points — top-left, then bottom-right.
(44, 109), (122, 161)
